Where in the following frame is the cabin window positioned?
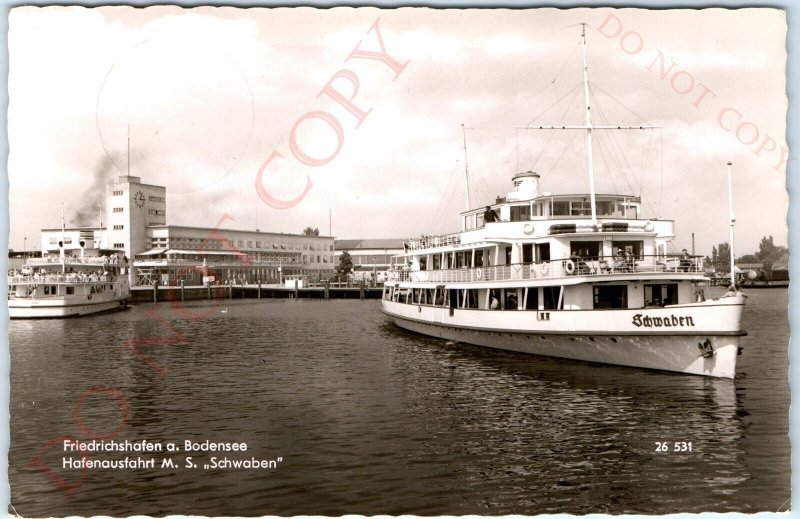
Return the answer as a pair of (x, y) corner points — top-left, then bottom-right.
(525, 287), (539, 310)
(419, 258), (427, 271)
(612, 241), (644, 259)
(532, 203), (543, 217)
(510, 205), (530, 222)
(66, 286), (74, 295)
(505, 289), (519, 310)
(570, 200), (592, 216)
(596, 201), (616, 216)
(476, 213), (485, 228)
(594, 285), (628, 309)
(644, 284), (678, 307)
(570, 241), (602, 260)
(535, 243), (551, 263)
(432, 256), (440, 270)
(473, 249), (483, 267)
(522, 244), (534, 263)
(552, 201), (570, 216)
(505, 247), (511, 265)
(543, 287), (563, 310)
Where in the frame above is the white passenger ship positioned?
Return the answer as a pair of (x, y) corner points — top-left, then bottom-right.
(381, 27), (746, 379)
(8, 255), (130, 318)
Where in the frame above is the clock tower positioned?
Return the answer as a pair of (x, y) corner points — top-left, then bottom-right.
(106, 175), (167, 261)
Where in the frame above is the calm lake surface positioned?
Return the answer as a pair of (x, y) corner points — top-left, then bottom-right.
(8, 287), (790, 516)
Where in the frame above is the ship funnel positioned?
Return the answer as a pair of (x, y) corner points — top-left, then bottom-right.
(506, 171), (540, 202)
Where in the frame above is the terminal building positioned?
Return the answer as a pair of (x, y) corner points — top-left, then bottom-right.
(334, 239), (405, 283)
(40, 175), (335, 286)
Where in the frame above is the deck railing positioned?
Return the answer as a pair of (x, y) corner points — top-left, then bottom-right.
(8, 274), (119, 284)
(386, 255), (703, 283)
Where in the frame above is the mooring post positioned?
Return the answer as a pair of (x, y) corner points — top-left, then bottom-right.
(153, 280), (158, 303)
(294, 279), (299, 299)
(207, 283), (212, 300)
(359, 279), (365, 300)
(180, 279), (185, 302)
(324, 279), (330, 300)
(258, 281), (261, 299)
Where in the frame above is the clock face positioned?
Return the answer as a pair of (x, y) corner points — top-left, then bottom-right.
(134, 190), (146, 208)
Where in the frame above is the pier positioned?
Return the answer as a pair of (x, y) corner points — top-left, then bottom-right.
(130, 281), (383, 303)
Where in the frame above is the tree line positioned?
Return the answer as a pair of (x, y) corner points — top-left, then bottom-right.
(706, 235), (788, 274)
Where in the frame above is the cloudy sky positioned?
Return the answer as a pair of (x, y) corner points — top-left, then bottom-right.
(7, 6), (789, 257)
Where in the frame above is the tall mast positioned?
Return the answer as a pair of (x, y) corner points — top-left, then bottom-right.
(462, 123), (471, 211)
(580, 23), (598, 225)
(727, 161), (736, 287)
(127, 124), (131, 175)
(60, 202), (66, 272)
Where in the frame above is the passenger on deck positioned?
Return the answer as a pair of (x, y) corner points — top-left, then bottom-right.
(679, 249), (692, 272)
(613, 249), (627, 272)
(483, 206), (498, 224)
(490, 292), (500, 309)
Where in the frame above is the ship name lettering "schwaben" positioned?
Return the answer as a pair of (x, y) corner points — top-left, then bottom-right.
(632, 314), (695, 328)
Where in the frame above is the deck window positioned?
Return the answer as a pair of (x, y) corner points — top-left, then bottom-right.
(66, 286), (74, 295)
(525, 287), (539, 309)
(510, 205), (530, 222)
(535, 243), (551, 263)
(612, 240), (644, 259)
(593, 285), (628, 309)
(522, 244), (533, 263)
(570, 241), (602, 260)
(644, 283), (678, 307)
(552, 201), (570, 216)
(543, 287), (563, 310)
(570, 200), (592, 216)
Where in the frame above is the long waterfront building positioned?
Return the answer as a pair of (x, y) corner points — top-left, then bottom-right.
(39, 175), (335, 286)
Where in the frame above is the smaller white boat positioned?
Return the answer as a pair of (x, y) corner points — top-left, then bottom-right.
(8, 256), (130, 318)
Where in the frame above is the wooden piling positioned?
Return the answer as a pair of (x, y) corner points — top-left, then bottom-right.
(294, 279), (299, 299)
(359, 280), (365, 300)
(324, 279), (330, 299)
(153, 280), (158, 302)
(258, 282), (261, 299)
(180, 280), (185, 302)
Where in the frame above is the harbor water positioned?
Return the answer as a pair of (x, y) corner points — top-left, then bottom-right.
(8, 287), (790, 515)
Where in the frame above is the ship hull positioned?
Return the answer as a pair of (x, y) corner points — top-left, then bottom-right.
(9, 298), (128, 319)
(382, 299), (744, 378)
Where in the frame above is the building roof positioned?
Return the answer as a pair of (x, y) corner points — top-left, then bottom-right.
(146, 224), (333, 239)
(335, 239), (406, 250)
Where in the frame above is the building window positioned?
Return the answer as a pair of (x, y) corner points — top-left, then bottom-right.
(49, 238), (57, 244)
(113, 243), (125, 249)
(148, 196), (165, 202)
(113, 208), (123, 213)
(113, 225), (124, 230)
(112, 190), (123, 196)
(148, 209), (166, 216)
(329, 245), (334, 251)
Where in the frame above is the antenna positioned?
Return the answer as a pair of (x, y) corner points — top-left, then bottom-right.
(462, 123), (471, 211)
(127, 124), (131, 175)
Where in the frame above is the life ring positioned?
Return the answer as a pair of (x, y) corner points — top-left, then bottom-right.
(565, 259), (575, 274)
(523, 223), (534, 234)
(540, 263), (549, 275)
(476, 268), (483, 280)
(644, 221), (655, 232)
